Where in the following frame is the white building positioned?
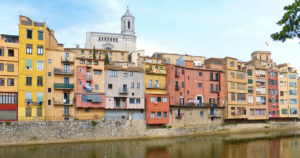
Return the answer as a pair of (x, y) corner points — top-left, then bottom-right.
(85, 8), (136, 53)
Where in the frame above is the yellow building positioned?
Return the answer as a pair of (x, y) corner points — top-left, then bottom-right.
(74, 48), (128, 63)
(44, 29), (76, 120)
(152, 52), (205, 67)
(18, 15), (46, 121)
(0, 34), (19, 121)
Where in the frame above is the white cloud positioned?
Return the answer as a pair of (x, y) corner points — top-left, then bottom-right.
(137, 37), (170, 56)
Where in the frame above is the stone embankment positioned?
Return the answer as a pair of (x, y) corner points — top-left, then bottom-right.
(1, 120), (300, 146)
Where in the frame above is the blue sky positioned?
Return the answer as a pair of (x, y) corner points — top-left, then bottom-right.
(0, 0), (299, 70)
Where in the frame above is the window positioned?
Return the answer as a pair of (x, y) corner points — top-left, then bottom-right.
(0, 63), (3, 71)
(27, 29), (32, 39)
(289, 82), (297, 87)
(95, 84), (99, 90)
(123, 73), (128, 77)
(26, 77), (32, 86)
(108, 84), (113, 89)
(198, 83), (202, 88)
(37, 46), (43, 55)
(151, 97), (155, 102)
(0, 49), (3, 56)
(8, 49), (14, 57)
(200, 111), (204, 117)
(110, 70), (117, 77)
(48, 72), (51, 76)
(151, 112), (155, 118)
(289, 74), (297, 79)
(182, 69), (184, 75)
(37, 61), (43, 70)
(26, 44), (32, 54)
(230, 61), (234, 67)
(79, 68), (82, 73)
(38, 31), (43, 40)
(93, 61), (98, 65)
(48, 59), (52, 64)
(247, 69), (252, 76)
(48, 99), (51, 105)
(7, 64), (14, 72)
(210, 84), (214, 92)
(0, 79), (4, 86)
(48, 88), (51, 93)
(130, 98), (135, 104)
(231, 93), (235, 101)
(26, 108), (32, 117)
(149, 80), (153, 88)
(290, 99), (297, 104)
(37, 108), (42, 117)
(121, 53), (124, 56)
(79, 80), (82, 85)
(130, 72), (133, 76)
(89, 51), (92, 55)
(131, 82), (134, 88)
(85, 108), (90, 113)
(155, 80), (159, 88)
(137, 82), (140, 89)
(248, 79), (253, 84)
(216, 85), (219, 92)
(7, 78), (14, 86)
(199, 72), (202, 76)
(80, 60), (85, 64)
(37, 76), (43, 86)
(163, 97), (168, 102)
(157, 112), (162, 118)
(289, 90), (297, 95)
(230, 72), (235, 78)
(182, 82), (184, 88)
(136, 99), (141, 104)
(163, 112), (168, 118)
(157, 97), (162, 102)
(187, 90), (189, 95)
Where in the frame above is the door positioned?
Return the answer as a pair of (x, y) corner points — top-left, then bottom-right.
(64, 93), (70, 104)
(210, 108), (215, 116)
(180, 98), (184, 106)
(197, 96), (202, 106)
(64, 77), (69, 84)
(116, 98), (121, 107)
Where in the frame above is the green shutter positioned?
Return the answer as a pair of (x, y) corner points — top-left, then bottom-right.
(26, 59), (33, 67)
(7, 64), (14, 72)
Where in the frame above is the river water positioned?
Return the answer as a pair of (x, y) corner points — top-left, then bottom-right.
(2, 129), (300, 158)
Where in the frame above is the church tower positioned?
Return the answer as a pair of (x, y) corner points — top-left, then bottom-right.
(121, 7), (135, 36)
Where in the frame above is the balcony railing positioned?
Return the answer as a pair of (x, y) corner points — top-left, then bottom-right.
(53, 99), (74, 106)
(210, 77), (219, 81)
(211, 90), (219, 93)
(146, 85), (166, 90)
(119, 88), (128, 94)
(61, 56), (74, 63)
(145, 68), (166, 75)
(83, 85), (93, 92)
(54, 68), (74, 75)
(54, 83), (74, 89)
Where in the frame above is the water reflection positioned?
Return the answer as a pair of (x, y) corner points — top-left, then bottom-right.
(2, 130), (300, 158)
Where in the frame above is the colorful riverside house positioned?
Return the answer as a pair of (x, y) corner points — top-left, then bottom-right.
(44, 29), (76, 120)
(267, 68), (279, 118)
(69, 48), (106, 120)
(205, 57), (248, 120)
(0, 34), (19, 121)
(18, 16), (46, 121)
(278, 63), (299, 118)
(165, 59), (225, 126)
(138, 56), (169, 125)
(104, 65), (145, 120)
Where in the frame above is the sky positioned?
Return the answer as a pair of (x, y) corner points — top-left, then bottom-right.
(0, 0), (299, 70)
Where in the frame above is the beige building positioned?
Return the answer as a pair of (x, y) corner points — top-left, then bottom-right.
(152, 52), (205, 67)
(45, 29), (76, 120)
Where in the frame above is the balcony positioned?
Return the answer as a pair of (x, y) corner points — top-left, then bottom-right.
(83, 85), (93, 92)
(119, 88), (128, 94)
(54, 68), (74, 75)
(53, 99), (74, 106)
(145, 68), (166, 75)
(210, 77), (219, 81)
(210, 90), (219, 93)
(54, 83), (74, 89)
(62, 112), (70, 116)
(61, 56), (74, 63)
(146, 85), (166, 90)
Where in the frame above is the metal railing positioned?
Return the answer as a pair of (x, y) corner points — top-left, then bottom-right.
(61, 56), (75, 63)
(54, 83), (74, 89)
(54, 68), (74, 75)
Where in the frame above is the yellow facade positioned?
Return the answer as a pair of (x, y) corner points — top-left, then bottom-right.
(138, 56), (166, 94)
(18, 16), (46, 121)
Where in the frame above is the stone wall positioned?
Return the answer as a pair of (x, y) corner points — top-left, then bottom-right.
(2, 120), (300, 145)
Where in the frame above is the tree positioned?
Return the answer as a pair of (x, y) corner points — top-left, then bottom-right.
(271, 0), (300, 43)
(104, 52), (110, 65)
(93, 46), (96, 59)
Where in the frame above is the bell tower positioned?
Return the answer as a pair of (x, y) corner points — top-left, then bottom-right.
(121, 6), (135, 36)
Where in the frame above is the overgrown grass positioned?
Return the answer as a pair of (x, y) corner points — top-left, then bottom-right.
(91, 120), (97, 126)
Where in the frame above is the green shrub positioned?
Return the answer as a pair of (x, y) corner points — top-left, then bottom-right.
(168, 125), (172, 128)
(5, 121), (11, 126)
(91, 120), (97, 126)
(264, 126), (270, 129)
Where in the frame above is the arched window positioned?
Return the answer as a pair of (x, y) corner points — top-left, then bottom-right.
(128, 21), (130, 29)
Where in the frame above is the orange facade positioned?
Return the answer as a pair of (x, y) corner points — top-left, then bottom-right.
(145, 94), (169, 124)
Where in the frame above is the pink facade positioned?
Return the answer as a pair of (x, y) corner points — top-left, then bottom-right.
(166, 65), (225, 108)
(268, 69), (279, 118)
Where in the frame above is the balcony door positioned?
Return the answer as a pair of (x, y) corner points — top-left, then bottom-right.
(64, 106), (70, 115)
(123, 84), (127, 92)
(64, 93), (70, 104)
(197, 96), (202, 106)
(64, 52), (70, 61)
(64, 77), (69, 84)
(116, 98), (121, 107)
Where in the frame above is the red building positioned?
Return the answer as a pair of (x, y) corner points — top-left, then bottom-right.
(268, 69), (279, 118)
(0, 93), (18, 121)
(166, 61), (225, 116)
(145, 94), (169, 124)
